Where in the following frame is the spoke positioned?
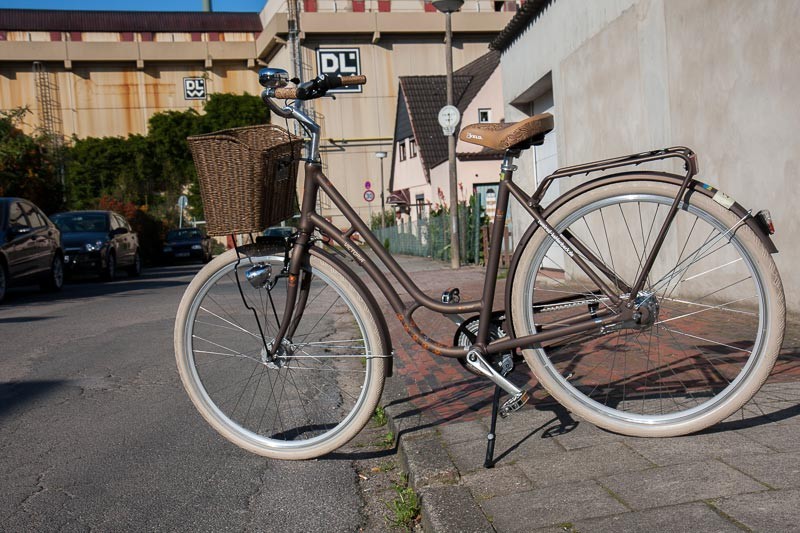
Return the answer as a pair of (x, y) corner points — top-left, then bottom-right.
(682, 257), (743, 282)
(289, 354), (376, 359)
(660, 326), (752, 355)
(656, 294), (756, 325)
(660, 296), (756, 317)
(540, 252), (615, 314)
(192, 335), (257, 360)
(652, 214), (748, 296)
(199, 306), (262, 340)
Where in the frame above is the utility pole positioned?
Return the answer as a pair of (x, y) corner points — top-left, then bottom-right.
(376, 151), (388, 231)
(433, 0), (464, 269)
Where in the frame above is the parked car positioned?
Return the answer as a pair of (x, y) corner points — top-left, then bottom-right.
(162, 228), (212, 264)
(51, 211), (141, 280)
(262, 226), (295, 240)
(0, 197), (64, 303)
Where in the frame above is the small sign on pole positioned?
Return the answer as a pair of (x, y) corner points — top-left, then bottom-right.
(178, 195), (188, 228)
(363, 190), (376, 202)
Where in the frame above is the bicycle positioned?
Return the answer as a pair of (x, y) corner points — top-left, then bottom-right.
(174, 69), (785, 461)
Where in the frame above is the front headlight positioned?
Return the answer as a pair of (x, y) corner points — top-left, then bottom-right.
(85, 240), (105, 252)
(191, 244), (202, 250)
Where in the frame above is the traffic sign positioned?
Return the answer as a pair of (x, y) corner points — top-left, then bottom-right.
(364, 180), (372, 190)
(178, 195), (188, 209)
(364, 190), (375, 202)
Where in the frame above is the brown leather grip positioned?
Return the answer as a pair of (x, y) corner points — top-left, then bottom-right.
(340, 75), (367, 85)
(273, 88), (298, 99)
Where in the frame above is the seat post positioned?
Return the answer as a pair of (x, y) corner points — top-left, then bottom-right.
(501, 149), (521, 177)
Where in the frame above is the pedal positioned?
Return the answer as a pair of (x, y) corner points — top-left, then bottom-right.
(442, 287), (460, 304)
(499, 391), (529, 418)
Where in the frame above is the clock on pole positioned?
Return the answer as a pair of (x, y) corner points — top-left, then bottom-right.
(438, 105), (460, 136)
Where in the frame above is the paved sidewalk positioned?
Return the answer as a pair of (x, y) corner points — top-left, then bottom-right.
(372, 255), (800, 532)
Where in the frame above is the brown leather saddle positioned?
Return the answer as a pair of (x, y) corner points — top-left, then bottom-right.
(459, 113), (554, 151)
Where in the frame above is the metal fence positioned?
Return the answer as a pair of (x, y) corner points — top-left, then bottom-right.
(372, 204), (502, 265)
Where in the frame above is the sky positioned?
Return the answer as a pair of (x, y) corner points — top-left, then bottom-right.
(0, 0), (266, 11)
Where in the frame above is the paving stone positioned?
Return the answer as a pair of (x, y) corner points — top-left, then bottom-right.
(598, 460), (767, 510)
(713, 488), (800, 531)
(437, 420), (488, 446)
(400, 433), (459, 489)
(419, 485), (493, 533)
(731, 397), (800, 425)
(623, 429), (772, 466)
(517, 442), (653, 487)
(571, 502), (741, 533)
(479, 481), (628, 532)
(721, 451), (800, 489)
(737, 420), (800, 452)
(461, 466), (533, 500)
(446, 427), (563, 474)
(445, 438), (496, 475)
(550, 418), (626, 450)
(496, 403), (571, 433)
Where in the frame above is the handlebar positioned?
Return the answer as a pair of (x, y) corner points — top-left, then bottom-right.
(271, 74), (367, 101)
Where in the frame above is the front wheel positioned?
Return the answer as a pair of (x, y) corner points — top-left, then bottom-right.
(174, 248), (387, 459)
(41, 254), (64, 292)
(510, 180), (785, 437)
(102, 253), (116, 281)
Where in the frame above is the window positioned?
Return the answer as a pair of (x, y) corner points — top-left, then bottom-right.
(478, 108), (491, 123)
(8, 202), (27, 228)
(415, 194), (425, 218)
(398, 141), (407, 161)
(409, 139), (417, 158)
(25, 205), (47, 228)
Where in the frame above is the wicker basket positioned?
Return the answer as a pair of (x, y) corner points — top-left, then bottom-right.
(188, 124), (303, 236)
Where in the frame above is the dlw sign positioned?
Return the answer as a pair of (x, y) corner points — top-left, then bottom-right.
(316, 48), (362, 93)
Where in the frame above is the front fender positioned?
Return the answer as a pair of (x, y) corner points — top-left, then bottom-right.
(504, 171), (778, 336)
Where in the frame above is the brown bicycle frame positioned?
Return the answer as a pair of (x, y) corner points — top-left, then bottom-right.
(269, 147), (699, 360)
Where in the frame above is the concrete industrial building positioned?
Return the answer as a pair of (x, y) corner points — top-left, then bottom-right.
(0, 1), (516, 225)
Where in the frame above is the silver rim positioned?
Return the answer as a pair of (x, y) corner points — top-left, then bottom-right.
(522, 193), (768, 425)
(183, 255), (376, 451)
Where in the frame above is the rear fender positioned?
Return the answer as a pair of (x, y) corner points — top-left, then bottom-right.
(504, 171), (778, 336)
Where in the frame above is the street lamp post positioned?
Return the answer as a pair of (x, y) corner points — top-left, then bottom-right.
(376, 151), (388, 231)
(433, 0), (464, 269)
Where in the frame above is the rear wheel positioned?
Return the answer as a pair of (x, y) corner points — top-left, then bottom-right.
(174, 248), (387, 459)
(510, 180), (785, 437)
(127, 250), (142, 277)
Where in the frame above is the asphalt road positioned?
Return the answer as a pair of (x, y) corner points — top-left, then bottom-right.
(0, 265), (370, 532)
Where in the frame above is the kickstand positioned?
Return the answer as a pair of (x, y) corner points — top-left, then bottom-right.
(483, 384), (503, 469)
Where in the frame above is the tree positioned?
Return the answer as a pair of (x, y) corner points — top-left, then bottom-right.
(0, 108), (63, 213)
(200, 92), (268, 133)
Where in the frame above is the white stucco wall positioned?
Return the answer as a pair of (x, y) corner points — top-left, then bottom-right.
(500, 0), (800, 311)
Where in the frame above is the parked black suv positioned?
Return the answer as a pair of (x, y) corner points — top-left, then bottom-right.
(0, 197), (64, 303)
(51, 211), (141, 280)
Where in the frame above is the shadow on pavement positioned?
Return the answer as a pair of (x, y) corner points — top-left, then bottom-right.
(0, 380), (69, 417)
(0, 316), (56, 324)
(2, 264), (202, 306)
